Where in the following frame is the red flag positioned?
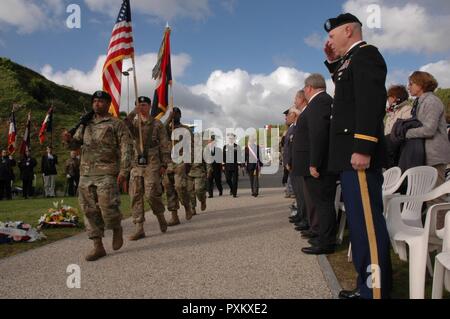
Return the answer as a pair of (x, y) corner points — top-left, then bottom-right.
(39, 107), (53, 145)
(7, 111), (17, 155)
(20, 112), (31, 156)
(102, 0), (135, 118)
(151, 26), (172, 120)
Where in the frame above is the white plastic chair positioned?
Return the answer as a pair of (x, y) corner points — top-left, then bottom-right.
(386, 181), (450, 299)
(335, 184), (346, 245)
(432, 213), (450, 299)
(382, 167), (402, 195)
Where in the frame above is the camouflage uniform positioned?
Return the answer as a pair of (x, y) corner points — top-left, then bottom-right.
(187, 163), (208, 211)
(68, 115), (132, 239)
(124, 111), (171, 224)
(163, 121), (193, 218)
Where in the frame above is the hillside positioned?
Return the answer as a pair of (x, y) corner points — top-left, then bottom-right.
(0, 57), (92, 193)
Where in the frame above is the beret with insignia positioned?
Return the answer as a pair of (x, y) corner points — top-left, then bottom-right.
(137, 96), (152, 105)
(91, 90), (112, 102)
(324, 13), (362, 33)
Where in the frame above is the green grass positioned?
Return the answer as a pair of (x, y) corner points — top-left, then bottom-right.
(327, 232), (450, 299)
(0, 195), (133, 259)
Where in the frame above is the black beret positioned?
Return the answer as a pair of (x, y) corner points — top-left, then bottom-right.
(324, 13), (362, 33)
(173, 107), (181, 114)
(283, 109), (290, 115)
(92, 90), (111, 102)
(137, 96), (151, 104)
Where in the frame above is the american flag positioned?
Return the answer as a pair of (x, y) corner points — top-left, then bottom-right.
(102, 0), (135, 117)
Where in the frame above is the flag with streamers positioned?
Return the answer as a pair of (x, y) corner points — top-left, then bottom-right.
(7, 111), (17, 155)
(151, 26), (172, 120)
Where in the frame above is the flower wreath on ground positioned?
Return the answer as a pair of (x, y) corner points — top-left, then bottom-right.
(38, 200), (81, 229)
(0, 221), (46, 244)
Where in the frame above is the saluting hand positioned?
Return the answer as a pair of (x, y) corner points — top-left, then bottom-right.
(351, 153), (371, 171)
(309, 166), (320, 179)
(324, 41), (339, 62)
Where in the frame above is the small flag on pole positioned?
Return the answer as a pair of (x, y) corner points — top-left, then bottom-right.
(102, 0), (135, 118)
(151, 26), (172, 120)
(7, 111), (17, 155)
(20, 112), (31, 156)
(39, 107), (53, 145)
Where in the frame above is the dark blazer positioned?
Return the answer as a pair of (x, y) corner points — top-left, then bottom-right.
(18, 156), (37, 180)
(209, 146), (223, 171)
(283, 124), (296, 167)
(245, 144), (263, 171)
(41, 154), (58, 176)
(0, 156), (16, 181)
(223, 143), (242, 171)
(325, 42), (387, 172)
(294, 92), (334, 177)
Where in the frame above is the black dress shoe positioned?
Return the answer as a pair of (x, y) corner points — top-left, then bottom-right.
(338, 289), (361, 299)
(208, 195), (213, 198)
(301, 231), (318, 239)
(301, 246), (335, 255)
(295, 225), (309, 232)
(294, 223), (309, 231)
(308, 238), (320, 246)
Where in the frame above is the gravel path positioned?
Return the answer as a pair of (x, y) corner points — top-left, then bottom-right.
(0, 186), (332, 299)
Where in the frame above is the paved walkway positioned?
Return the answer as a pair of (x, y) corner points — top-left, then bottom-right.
(0, 187), (332, 299)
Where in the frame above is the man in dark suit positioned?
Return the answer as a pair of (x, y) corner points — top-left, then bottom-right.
(296, 74), (338, 255)
(0, 149), (16, 200)
(291, 91), (315, 234)
(18, 150), (37, 199)
(41, 146), (58, 197)
(245, 135), (263, 197)
(207, 135), (223, 198)
(324, 13), (392, 299)
(223, 134), (242, 198)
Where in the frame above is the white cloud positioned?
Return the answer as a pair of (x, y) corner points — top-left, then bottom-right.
(0, 0), (65, 34)
(192, 67), (318, 129)
(84, 0), (210, 21)
(420, 59), (450, 88)
(41, 51), (192, 106)
(342, 0), (450, 54)
(304, 33), (325, 50)
(304, 0), (450, 54)
(41, 59), (327, 130)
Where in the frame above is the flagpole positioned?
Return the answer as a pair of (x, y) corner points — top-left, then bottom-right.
(131, 55), (144, 155)
(50, 101), (54, 149)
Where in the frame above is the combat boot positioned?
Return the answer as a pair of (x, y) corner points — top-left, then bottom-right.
(112, 226), (123, 251)
(156, 214), (168, 233)
(185, 207), (193, 221)
(201, 200), (207, 211)
(129, 223), (145, 241)
(85, 237), (107, 262)
(167, 211), (181, 226)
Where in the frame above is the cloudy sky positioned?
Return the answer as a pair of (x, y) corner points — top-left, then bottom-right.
(1, 0), (450, 130)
